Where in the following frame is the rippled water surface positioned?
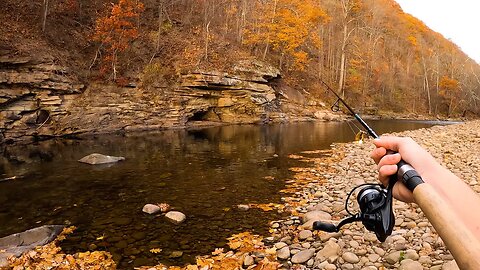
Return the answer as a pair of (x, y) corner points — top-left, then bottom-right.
(0, 120), (450, 268)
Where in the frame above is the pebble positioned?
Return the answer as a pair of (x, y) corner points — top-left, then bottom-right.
(384, 251), (402, 264)
(243, 255), (254, 266)
(367, 253), (380, 262)
(315, 240), (340, 262)
(276, 246), (290, 260)
(298, 230), (313, 240)
(342, 252), (359, 264)
(399, 259), (423, 270)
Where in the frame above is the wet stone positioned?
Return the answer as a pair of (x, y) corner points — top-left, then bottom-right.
(112, 217), (132, 226)
(132, 232), (146, 240)
(114, 241), (128, 249)
(169, 251), (183, 258)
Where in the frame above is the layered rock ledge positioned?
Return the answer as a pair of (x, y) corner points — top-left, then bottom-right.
(1, 58), (337, 143)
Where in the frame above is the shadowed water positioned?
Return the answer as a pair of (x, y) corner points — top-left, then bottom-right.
(0, 120), (450, 268)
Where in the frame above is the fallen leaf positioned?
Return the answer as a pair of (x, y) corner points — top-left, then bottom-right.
(150, 248), (162, 254)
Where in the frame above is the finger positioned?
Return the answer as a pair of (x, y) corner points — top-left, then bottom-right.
(378, 164), (398, 185)
(373, 136), (405, 152)
(377, 153), (402, 170)
(370, 146), (386, 164)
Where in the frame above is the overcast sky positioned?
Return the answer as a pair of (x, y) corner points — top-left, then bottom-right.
(395, 0), (480, 63)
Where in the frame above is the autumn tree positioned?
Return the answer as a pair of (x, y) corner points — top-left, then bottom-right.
(243, 0), (328, 71)
(92, 0), (144, 81)
(439, 75), (461, 116)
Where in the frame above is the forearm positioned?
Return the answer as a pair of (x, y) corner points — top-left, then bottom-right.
(421, 165), (480, 239)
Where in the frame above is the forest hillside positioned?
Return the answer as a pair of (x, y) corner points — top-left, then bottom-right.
(1, 0), (480, 141)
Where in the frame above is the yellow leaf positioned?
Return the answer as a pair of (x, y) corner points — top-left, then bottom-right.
(265, 247), (277, 255)
(150, 248), (162, 254)
(196, 257), (214, 268)
(228, 241), (242, 250)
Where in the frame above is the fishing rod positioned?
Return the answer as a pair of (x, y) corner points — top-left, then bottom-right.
(319, 80), (378, 139)
(315, 80), (480, 269)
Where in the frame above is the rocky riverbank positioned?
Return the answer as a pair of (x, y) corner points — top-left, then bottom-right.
(268, 120), (480, 270)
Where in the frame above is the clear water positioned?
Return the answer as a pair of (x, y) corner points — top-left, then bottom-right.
(0, 119), (450, 268)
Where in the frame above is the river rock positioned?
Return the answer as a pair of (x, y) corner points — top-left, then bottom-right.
(291, 248), (315, 264)
(342, 252), (360, 264)
(399, 259), (423, 270)
(298, 230), (313, 240)
(78, 153), (125, 165)
(315, 240), (340, 262)
(303, 210), (332, 222)
(169, 251), (183, 258)
(324, 263), (337, 270)
(404, 249), (419, 260)
(243, 255), (254, 266)
(237, 204), (250, 211)
(276, 246), (290, 260)
(165, 211), (186, 224)
(0, 225), (64, 268)
(142, 204), (161, 214)
(384, 250), (402, 264)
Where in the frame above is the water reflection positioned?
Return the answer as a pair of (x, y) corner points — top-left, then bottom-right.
(0, 120), (448, 268)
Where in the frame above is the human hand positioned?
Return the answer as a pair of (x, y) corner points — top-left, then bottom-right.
(370, 136), (442, 203)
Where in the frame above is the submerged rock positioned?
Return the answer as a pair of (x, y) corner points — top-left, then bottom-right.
(78, 153), (125, 165)
(165, 211), (186, 224)
(0, 225), (64, 267)
(142, 204), (161, 214)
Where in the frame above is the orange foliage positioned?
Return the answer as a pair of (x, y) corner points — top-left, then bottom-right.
(439, 75), (460, 97)
(92, 0), (144, 80)
(407, 35), (417, 47)
(243, 0), (328, 70)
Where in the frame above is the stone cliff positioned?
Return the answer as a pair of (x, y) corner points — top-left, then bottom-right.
(0, 58), (336, 143)
(0, 56), (84, 142)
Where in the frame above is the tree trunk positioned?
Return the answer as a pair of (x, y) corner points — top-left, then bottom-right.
(262, 0), (277, 61)
(41, 0), (49, 32)
(338, 24), (347, 98)
(204, 21), (210, 61)
(156, 0), (164, 52)
(422, 56), (431, 114)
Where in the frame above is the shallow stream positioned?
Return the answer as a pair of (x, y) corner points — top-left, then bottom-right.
(0, 120), (450, 268)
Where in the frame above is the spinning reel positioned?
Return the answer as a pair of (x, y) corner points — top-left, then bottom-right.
(313, 182), (395, 242)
